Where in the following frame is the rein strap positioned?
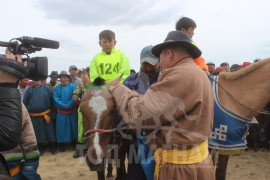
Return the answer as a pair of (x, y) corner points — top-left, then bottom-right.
(85, 129), (113, 135)
(85, 85), (107, 91)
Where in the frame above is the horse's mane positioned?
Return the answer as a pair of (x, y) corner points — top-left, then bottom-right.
(93, 77), (105, 86)
(219, 58), (270, 80)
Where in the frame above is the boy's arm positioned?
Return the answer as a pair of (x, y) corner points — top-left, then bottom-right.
(192, 41), (208, 71)
(194, 56), (208, 71)
(118, 53), (130, 83)
(90, 56), (99, 82)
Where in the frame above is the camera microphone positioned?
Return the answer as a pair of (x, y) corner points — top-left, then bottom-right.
(17, 36), (60, 49)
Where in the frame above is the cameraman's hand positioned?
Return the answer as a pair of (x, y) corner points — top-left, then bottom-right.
(5, 48), (23, 64)
(0, 48), (24, 83)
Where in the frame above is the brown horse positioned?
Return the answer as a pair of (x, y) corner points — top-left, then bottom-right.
(80, 71), (127, 180)
(210, 58), (270, 180)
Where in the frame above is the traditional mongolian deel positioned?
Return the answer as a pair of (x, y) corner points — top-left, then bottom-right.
(53, 83), (78, 143)
(111, 58), (215, 180)
(23, 84), (56, 144)
(209, 76), (250, 150)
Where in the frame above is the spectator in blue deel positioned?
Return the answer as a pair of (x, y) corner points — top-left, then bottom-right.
(53, 70), (78, 152)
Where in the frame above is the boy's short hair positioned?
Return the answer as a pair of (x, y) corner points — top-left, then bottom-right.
(175, 17), (197, 30)
(99, 30), (115, 41)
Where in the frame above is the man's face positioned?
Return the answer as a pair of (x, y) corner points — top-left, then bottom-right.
(60, 76), (69, 86)
(20, 78), (29, 86)
(221, 64), (230, 72)
(33, 80), (41, 87)
(159, 49), (171, 72)
(99, 38), (116, 53)
(180, 27), (195, 38)
(207, 64), (215, 73)
(69, 68), (77, 76)
(141, 62), (158, 77)
(51, 77), (58, 83)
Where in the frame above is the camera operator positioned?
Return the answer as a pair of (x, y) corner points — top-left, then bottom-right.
(0, 48), (41, 179)
(0, 49), (23, 151)
(1, 36), (59, 179)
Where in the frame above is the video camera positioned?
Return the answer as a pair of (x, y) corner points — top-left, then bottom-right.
(0, 36), (59, 80)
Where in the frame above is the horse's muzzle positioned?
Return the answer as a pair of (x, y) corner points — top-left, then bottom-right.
(86, 156), (105, 172)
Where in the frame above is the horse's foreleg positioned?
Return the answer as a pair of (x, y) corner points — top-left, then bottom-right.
(107, 163), (113, 178)
(97, 170), (105, 180)
(215, 154), (230, 180)
(115, 154), (127, 180)
(115, 140), (128, 180)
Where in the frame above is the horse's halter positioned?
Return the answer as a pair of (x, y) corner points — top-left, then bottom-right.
(83, 85), (123, 151)
(209, 76), (270, 115)
(85, 85), (108, 91)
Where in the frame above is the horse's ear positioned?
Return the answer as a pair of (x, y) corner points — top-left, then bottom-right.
(82, 68), (92, 87)
(107, 74), (123, 87)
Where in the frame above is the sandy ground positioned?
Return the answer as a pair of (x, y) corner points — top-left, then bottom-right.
(38, 147), (270, 180)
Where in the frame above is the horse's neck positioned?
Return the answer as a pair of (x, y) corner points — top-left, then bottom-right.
(218, 65), (270, 118)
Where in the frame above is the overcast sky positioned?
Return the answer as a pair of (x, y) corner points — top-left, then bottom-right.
(1, 0), (270, 74)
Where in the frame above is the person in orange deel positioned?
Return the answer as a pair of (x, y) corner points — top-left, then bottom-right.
(175, 17), (209, 72)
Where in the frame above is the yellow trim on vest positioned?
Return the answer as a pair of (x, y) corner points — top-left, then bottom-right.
(218, 149), (243, 155)
(154, 140), (209, 180)
(29, 109), (51, 124)
(9, 164), (21, 177)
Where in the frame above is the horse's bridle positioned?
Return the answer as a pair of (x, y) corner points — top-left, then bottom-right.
(84, 128), (123, 154)
(85, 129), (113, 134)
(83, 84), (124, 151)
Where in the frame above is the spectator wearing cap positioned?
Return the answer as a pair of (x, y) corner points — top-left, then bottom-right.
(53, 70), (77, 152)
(206, 62), (215, 75)
(220, 62), (230, 72)
(47, 71), (60, 90)
(124, 45), (159, 94)
(123, 45), (160, 180)
(69, 65), (82, 86)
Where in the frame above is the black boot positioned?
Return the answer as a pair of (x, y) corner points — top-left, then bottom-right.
(71, 141), (77, 150)
(107, 163), (114, 178)
(38, 143), (45, 156)
(73, 149), (80, 158)
(58, 143), (66, 152)
(49, 142), (58, 155)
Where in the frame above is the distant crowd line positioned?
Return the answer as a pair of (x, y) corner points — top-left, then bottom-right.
(206, 58), (261, 76)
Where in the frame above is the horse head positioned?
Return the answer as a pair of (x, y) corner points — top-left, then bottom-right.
(80, 70), (118, 171)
